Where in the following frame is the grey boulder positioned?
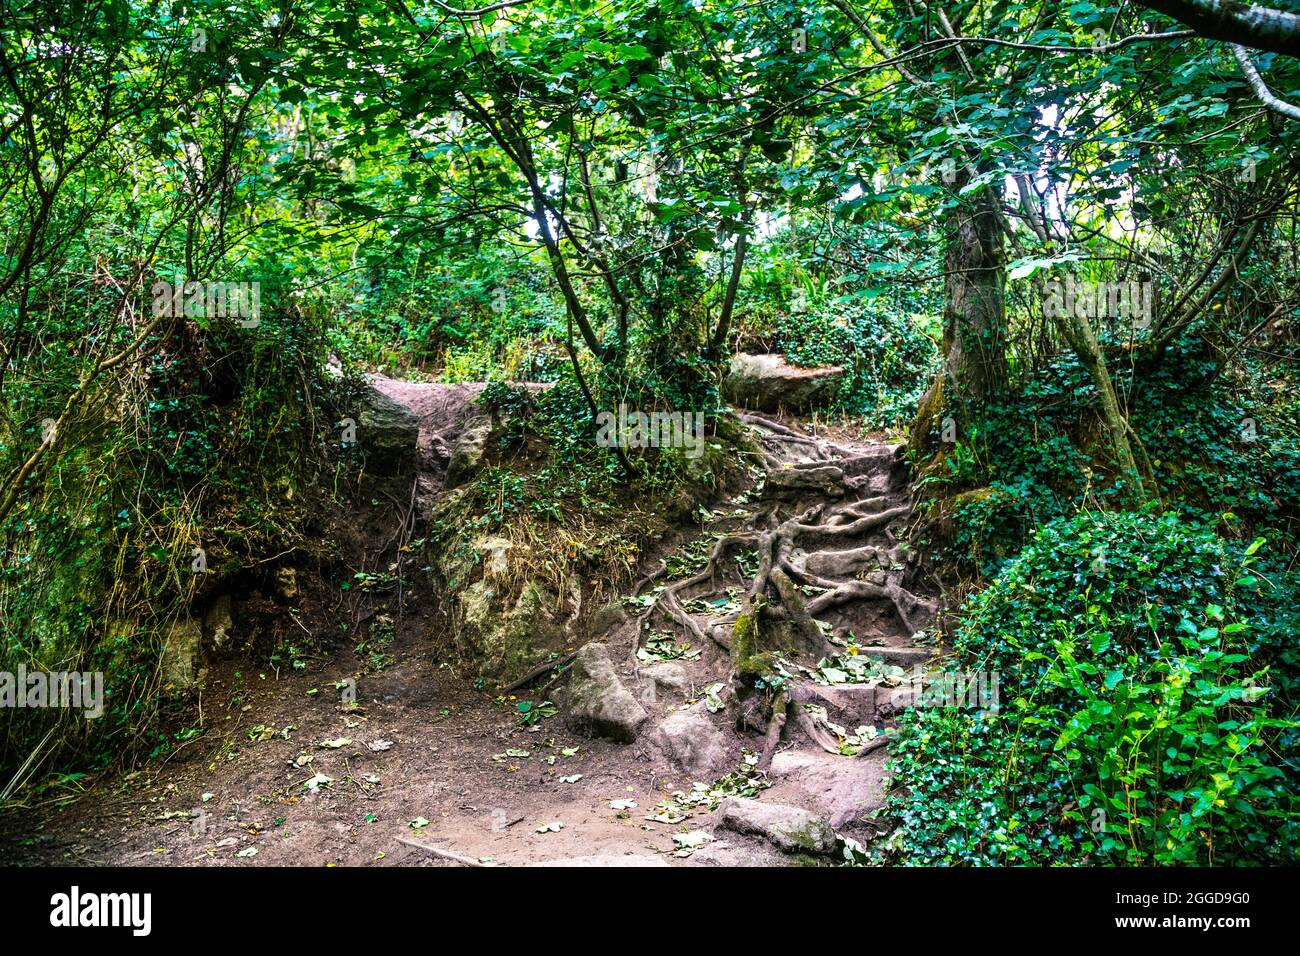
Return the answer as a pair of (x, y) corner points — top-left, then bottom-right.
(357, 385), (419, 475)
(653, 704), (730, 779)
(564, 643), (648, 744)
(719, 796), (839, 855)
(445, 416), (494, 488)
(723, 353), (845, 413)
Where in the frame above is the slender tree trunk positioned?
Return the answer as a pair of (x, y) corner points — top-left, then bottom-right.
(710, 146), (751, 358)
(1054, 306), (1156, 504)
(710, 230), (748, 358)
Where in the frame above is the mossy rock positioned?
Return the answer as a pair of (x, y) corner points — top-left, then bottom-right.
(455, 579), (568, 684)
(719, 796), (839, 855)
(952, 485), (1007, 508)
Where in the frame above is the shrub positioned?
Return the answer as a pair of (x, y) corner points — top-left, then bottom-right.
(880, 509), (1299, 865)
(917, 340), (1300, 579)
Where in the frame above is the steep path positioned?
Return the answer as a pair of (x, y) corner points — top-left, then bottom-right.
(600, 409), (937, 862)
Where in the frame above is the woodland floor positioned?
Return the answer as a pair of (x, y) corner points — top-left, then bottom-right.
(0, 374), (938, 867)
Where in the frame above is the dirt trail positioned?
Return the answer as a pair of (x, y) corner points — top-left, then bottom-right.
(1, 381), (934, 867)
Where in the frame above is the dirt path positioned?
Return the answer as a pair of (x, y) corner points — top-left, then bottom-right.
(1, 382), (935, 867)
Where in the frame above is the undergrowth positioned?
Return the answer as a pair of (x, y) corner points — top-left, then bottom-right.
(878, 509), (1300, 866)
(0, 304), (339, 785)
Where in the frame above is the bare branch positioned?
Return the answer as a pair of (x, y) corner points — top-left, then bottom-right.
(1231, 42), (1300, 120)
(429, 0), (536, 16)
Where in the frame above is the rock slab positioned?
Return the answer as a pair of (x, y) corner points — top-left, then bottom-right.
(719, 796), (838, 855)
(653, 705), (730, 779)
(767, 749), (890, 828)
(723, 353), (845, 413)
(564, 643), (648, 743)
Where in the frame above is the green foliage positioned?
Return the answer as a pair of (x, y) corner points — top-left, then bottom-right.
(462, 374), (621, 532)
(3, 1), (1300, 872)
(775, 297), (938, 426)
(0, 307), (337, 774)
(917, 385), (1091, 578)
(336, 245), (565, 380)
(919, 340), (1300, 578)
(464, 357), (737, 538)
(1131, 341), (1300, 530)
(881, 510), (1299, 865)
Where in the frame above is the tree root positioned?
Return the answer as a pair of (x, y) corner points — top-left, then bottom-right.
(637, 413), (936, 750)
(853, 734), (891, 757)
(739, 412), (827, 446)
(501, 651), (576, 694)
(659, 585), (713, 648)
(768, 565), (828, 655)
(791, 702), (846, 756)
(646, 531), (759, 651)
(826, 496), (893, 522)
(788, 504), (911, 542)
(757, 690), (788, 771)
(793, 542), (892, 579)
(803, 579), (935, 633)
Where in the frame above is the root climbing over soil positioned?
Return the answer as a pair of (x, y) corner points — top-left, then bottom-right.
(640, 411), (937, 746)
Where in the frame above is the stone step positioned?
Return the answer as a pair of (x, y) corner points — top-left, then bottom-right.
(788, 681), (920, 728)
(766, 748), (891, 828)
(718, 796), (839, 855)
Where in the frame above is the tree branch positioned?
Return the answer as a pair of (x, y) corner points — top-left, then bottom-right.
(1134, 1), (1300, 58)
(429, 0), (537, 17)
(1231, 43), (1300, 120)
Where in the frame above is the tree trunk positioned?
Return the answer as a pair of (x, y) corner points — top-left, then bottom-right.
(1054, 307), (1157, 504)
(911, 174), (1009, 457)
(941, 177), (1009, 402)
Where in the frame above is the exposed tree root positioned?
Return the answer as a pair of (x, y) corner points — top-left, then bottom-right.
(637, 412), (935, 753)
(768, 564), (829, 655)
(788, 504), (911, 541)
(758, 690), (788, 771)
(739, 412), (829, 447)
(645, 531), (760, 652)
(791, 702), (847, 756)
(828, 496), (893, 521)
(501, 651), (577, 693)
(395, 837), (484, 867)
